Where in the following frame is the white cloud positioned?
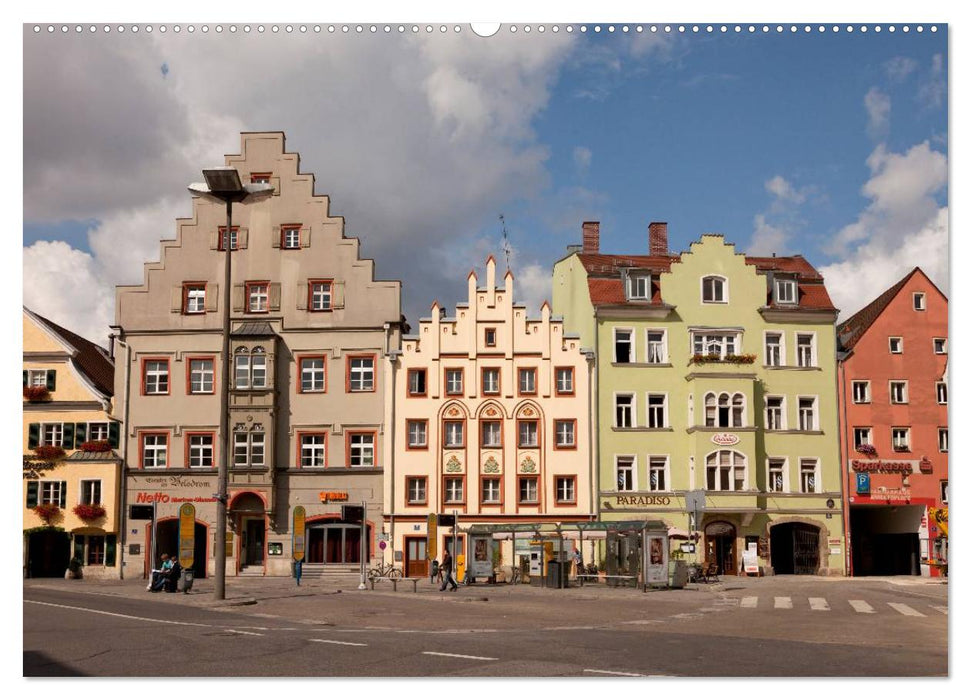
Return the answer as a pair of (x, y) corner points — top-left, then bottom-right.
(512, 263), (553, 317)
(918, 53), (946, 109)
(573, 146), (592, 175)
(764, 175), (806, 204)
(747, 175), (812, 255)
(864, 87), (891, 140)
(884, 56), (918, 82)
(748, 214), (790, 256)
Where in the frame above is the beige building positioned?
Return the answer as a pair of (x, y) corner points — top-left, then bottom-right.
(114, 132), (402, 578)
(385, 257), (594, 580)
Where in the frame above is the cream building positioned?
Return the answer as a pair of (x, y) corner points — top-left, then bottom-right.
(114, 132), (402, 578)
(385, 257), (594, 580)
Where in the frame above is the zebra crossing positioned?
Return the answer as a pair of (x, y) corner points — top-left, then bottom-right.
(725, 596), (946, 617)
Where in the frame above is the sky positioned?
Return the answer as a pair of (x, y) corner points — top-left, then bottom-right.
(22, 22), (948, 346)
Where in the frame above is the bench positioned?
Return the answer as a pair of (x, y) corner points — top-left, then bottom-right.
(368, 576), (419, 592)
(576, 573), (599, 586)
(577, 573), (639, 587)
(604, 574), (639, 588)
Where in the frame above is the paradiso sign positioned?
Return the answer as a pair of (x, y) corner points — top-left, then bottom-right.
(711, 433), (740, 446)
(615, 495), (672, 506)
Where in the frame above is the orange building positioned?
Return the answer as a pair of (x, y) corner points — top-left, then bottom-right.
(837, 268), (948, 577)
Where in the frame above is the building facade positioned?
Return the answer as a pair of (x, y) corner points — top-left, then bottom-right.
(385, 257), (594, 580)
(836, 268), (948, 577)
(114, 132), (401, 579)
(553, 223), (846, 576)
(23, 307), (121, 579)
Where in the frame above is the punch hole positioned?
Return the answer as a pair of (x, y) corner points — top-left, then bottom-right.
(158, 25), (166, 33)
(566, 26), (574, 33)
(524, 25), (531, 33)
(580, 26), (587, 33)
(552, 25), (560, 32)
(174, 25), (181, 33)
(215, 26), (223, 33)
(117, 25), (124, 33)
(510, 25), (519, 33)
(32, 25), (39, 32)
(679, 25), (685, 33)
(145, 25), (153, 33)
(61, 25), (68, 33)
(341, 26), (348, 33)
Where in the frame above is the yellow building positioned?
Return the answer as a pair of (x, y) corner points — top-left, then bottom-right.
(23, 307), (121, 579)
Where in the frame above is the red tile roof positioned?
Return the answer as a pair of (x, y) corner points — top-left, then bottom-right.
(837, 268), (921, 351)
(28, 309), (115, 396)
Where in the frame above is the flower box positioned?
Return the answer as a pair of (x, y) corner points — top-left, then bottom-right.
(79, 440), (112, 453)
(73, 503), (107, 521)
(856, 444), (877, 457)
(33, 503), (61, 525)
(33, 445), (66, 461)
(23, 386), (51, 402)
(690, 353), (757, 365)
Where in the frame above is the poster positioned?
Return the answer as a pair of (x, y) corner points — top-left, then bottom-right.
(645, 534), (667, 585)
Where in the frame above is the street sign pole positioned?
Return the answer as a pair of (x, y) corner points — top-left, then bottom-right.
(149, 501), (157, 576)
(452, 509), (458, 584)
(358, 500), (367, 590)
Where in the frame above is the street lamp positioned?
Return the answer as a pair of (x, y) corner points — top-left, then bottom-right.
(188, 167), (273, 601)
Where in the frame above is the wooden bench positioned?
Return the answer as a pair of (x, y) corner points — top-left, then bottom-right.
(368, 576), (419, 592)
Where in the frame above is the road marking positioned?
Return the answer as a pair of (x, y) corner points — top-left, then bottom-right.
(809, 597), (830, 611)
(226, 629), (264, 636)
(888, 603), (925, 617)
(584, 669), (644, 677)
(740, 596), (758, 608)
(310, 639), (368, 646)
(930, 605), (948, 615)
(422, 652), (498, 661)
(774, 597), (792, 609)
(547, 625), (598, 630)
(849, 600), (875, 614)
(24, 600), (210, 627)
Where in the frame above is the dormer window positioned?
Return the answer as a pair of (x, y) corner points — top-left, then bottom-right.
(775, 278), (797, 305)
(627, 273), (651, 300)
(913, 292), (926, 311)
(250, 172), (272, 184)
(702, 276), (727, 304)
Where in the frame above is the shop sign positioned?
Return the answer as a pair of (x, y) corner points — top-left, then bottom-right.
(319, 490), (349, 503)
(919, 457), (933, 474)
(292, 506), (306, 562)
(178, 503), (195, 569)
(851, 460), (915, 474)
(711, 433), (740, 446)
(855, 472), (870, 495)
(135, 492), (218, 504)
(929, 508), (948, 537)
(867, 488), (911, 502)
(615, 494), (672, 507)
(143, 475), (214, 489)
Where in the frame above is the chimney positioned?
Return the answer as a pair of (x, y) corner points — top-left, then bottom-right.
(582, 221), (600, 254)
(649, 221), (668, 256)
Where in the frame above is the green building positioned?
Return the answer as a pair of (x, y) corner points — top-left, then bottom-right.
(552, 222), (845, 576)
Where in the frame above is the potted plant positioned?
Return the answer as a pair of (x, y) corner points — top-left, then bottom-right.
(33, 445), (66, 461)
(79, 439), (112, 452)
(23, 386), (51, 402)
(73, 503), (107, 521)
(856, 444), (877, 457)
(33, 503), (61, 525)
(67, 556), (83, 580)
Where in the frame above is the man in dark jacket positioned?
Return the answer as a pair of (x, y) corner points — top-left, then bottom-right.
(164, 557), (183, 593)
(439, 550), (458, 592)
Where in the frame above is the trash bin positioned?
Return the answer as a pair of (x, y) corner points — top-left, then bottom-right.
(668, 560), (687, 589)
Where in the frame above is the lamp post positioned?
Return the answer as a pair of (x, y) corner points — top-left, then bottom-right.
(188, 168), (273, 600)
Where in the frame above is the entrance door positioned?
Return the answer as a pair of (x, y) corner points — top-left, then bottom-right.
(771, 522), (820, 575)
(405, 537), (428, 577)
(244, 519), (265, 566)
(705, 521), (737, 575)
(26, 530), (70, 578)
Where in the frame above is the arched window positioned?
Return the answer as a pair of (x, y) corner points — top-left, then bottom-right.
(717, 393), (730, 426)
(702, 275), (727, 303)
(706, 450), (746, 491)
(704, 393), (717, 427)
(731, 393), (745, 427)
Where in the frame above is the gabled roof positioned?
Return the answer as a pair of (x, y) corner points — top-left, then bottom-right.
(837, 267), (927, 351)
(26, 308), (115, 396)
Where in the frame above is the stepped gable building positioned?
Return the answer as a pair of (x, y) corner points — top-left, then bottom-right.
(23, 307), (121, 579)
(113, 132), (402, 579)
(553, 221), (846, 576)
(385, 257), (595, 580)
(836, 267), (948, 577)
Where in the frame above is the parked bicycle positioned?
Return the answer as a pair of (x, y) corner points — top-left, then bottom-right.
(367, 562), (402, 579)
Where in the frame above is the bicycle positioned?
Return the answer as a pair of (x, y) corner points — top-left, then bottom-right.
(367, 562), (402, 579)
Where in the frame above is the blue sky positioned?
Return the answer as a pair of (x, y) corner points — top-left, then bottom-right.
(22, 23), (948, 343)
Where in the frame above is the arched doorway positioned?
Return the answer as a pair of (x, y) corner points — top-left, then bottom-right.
(26, 528), (70, 578)
(230, 492), (266, 571)
(704, 521), (737, 575)
(771, 522), (821, 575)
(153, 520), (209, 577)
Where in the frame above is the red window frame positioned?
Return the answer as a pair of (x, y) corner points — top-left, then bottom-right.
(245, 281), (270, 314)
(139, 431), (170, 469)
(405, 419), (429, 451)
(346, 354), (378, 393)
(184, 431), (216, 469)
(554, 475), (578, 505)
(407, 368), (427, 397)
(250, 172), (272, 184)
(217, 226), (239, 251)
(141, 358), (170, 396)
(297, 354), (328, 394)
(308, 278), (334, 312)
(185, 355), (216, 395)
(484, 327), (497, 347)
(296, 431), (328, 468)
(553, 419), (578, 450)
(444, 367), (464, 396)
(182, 282), (207, 315)
(554, 366), (575, 396)
(517, 367), (538, 396)
(280, 224), (302, 249)
(405, 475), (428, 505)
(480, 367), (501, 395)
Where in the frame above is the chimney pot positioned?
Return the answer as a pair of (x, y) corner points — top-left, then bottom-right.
(649, 221), (668, 256)
(582, 221), (600, 254)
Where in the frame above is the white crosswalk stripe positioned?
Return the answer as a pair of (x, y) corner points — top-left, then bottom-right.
(849, 600), (875, 614)
(774, 596), (792, 609)
(808, 597), (830, 611)
(930, 605), (948, 615)
(888, 603), (925, 617)
(740, 596), (758, 608)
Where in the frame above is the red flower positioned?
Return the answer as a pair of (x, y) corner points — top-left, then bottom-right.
(73, 503), (107, 521)
(23, 386), (51, 402)
(33, 503), (61, 524)
(856, 444), (877, 457)
(33, 445), (66, 461)
(80, 440), (112, 453)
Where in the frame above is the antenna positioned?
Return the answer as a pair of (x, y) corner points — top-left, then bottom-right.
(499, 214), (512, 273)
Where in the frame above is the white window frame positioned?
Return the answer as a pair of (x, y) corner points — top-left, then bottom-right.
(349, 357), (375, 392)
(444, 421), (464, 448)
(701, 275), (728, 304)
(767, 457), (788, 493)
(933, 338), (947, 355)
(616, 455), (636, 492)
(234, 348), (267, 390)
(187, 434), (214, 468)
(799, 458), (820, 494)
(765, 395), (786, 431)
(144, 360), (169, 395)
(408, 369), (426, 395)
(647, 455), (668, 492)
(555, 476), (576, 503)
(443, 476), (464, 504)
(28, 369), (48, 387)
(764, 331), (784, 367)
(518, 420), (539, 448)
(613, 328), (634, 364)
(797, 396), (818, 432)
(482, 478), (501, 504)
(445, 368), (463, 395)
(775, 278), (797, 305)
(518, 368), (536, 394)
(854, 427), (872, 448)
(79, 479), (102, 505)
(706, 450), (747, 491)
(247, 283), (269, 313)
(407, 420), (427, 448)
(142, 434), (168, 469)
(852, 380), (871, 404)
(889, 380), (909, 404)
(189, 358), (214, 394)
(185, 285), (206, 314)
(349, 433), (375, 467)
(941, 480), (948, 504)
(913, 292), (926, 311)
(300, 434), (327, 468)
(87, 422), (110, 442)
(627, 272), (651, 300)
(300, 357), (326, 393)
(615, 393), (635, 428)
(41, 422), (64, 447)
(691, 330), (740, 359)
(518, 476), (539, 504)
(889, 337), (903, 354)
(795, 332), (816, 368)
(891, 427), (911, 452)
(40, 480), (64, 505)
(646, 329), (667, 364)
(310, 281), (332, 311)
(233, 431), (265, 467)
(939, 428), (948, 453)
(555, 420), (576, 448)
(282, 226), (301, 249)
(937, 382), (948, 405)
(646, 393), (667, 428)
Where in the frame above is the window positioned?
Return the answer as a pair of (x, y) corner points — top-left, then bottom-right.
(768, 458), (786, 493)
(406, 477), (427, 505)
(80, 480), (102, 505)
(647, 394), (667, 428)
(518, 368), (536, 395)
(144, 359), (169, 395)
(444, 477), (464, 504)
(250, 172), (271, 184)
(299, 357), (326, 393)
(764, 333), (783, 367)
(796, 334), (815, 367)
(556, 476), (577, 503)
(939, 428), (948, 453)
(646, 330), (666, 364)
(798, 397), (817, 431)
(614, 329), (633, 363)
(407, 420), (427, 449)
(627, 273), (650, 300)
(234, 347), (267, 389)
(444, 421), (464, 448)
(187, 434), (214, 468)
(445, 368), (463, 395)
(854, 427), (872, 449)
(309, 280), (332, 311)
(765, 396), (785, 431)
(408, 368), (426, 396)
(615, 394), (634, 428)
(518, 477), (539, 504)
(40, 481), (64, 506)
(217, 226), (239, 251)
(692, 331), (739, 359)
(890, 381), (908, 404)
(775, 278), (797, 305)
(648, 456), (667, 492)
(852, 381), (871, 404)
(799, 459), (820, 493)
(484, 328), (496, 347)
(555, 367), (574, 394)
(705, 392), (745, 428)
(481, 421), (502, 448)
(937, 382), (948, 405)
(914, 292), (926, 311)
(348, 433), (375, 467)
(188, 358), (214, 394)
(706, 450), (746, 491)
(941, 480), (949, 504)
(233, 432), (265, 467)
(87, 422), (109, 442)
(41, 423), (64, 447)
(933, 338), (947, 354)
(141, 434), (168, 468)
(482, 478), (501, 504)
(183, 284), (206, 314)
(300, 434), (327, 467)
(892, 427), (910, 452)
(554, 420), (576, 448)
(518, 420), (538, 448)
(616, 456), (635, 491)
(702, 275), (727, 303)
(27, 369), (48, 387)
(889, 337), (903, 354)
(482, 368), (500, 395)
(348, 356), (375, 392)
(281, 225), (301, 249)
(246, 282), (269, 313)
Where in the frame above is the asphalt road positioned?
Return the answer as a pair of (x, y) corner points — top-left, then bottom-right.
(23, 577), (948, 677)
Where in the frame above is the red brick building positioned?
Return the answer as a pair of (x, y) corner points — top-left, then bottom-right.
(837, 268), (948, 576)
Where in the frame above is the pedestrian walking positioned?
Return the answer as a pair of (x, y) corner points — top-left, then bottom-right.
(439, 550), (458, 591)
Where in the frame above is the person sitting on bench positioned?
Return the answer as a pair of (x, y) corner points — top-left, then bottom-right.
(164, 557), (183, 593)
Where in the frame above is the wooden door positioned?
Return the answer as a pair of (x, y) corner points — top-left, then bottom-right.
(405, 537), (428, 577)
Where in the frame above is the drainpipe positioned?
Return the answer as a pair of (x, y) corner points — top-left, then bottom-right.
(593, 310), (602, 566)
(113, 335), (133, 580)
(838, 358), (852, 577)
(387, 348), (399, 564)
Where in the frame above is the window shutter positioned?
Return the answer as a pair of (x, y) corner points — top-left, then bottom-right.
(296, 283), (308, 310)
(210, 229), (221, 250)
(105, 535), (117, 567)
(23, 370), (28, 387)
(205, 284), (219, 312)
(271, 225), (281, 248)
(171, 286), (184, 313)
(62, 422), (75, 449)
(332, 281), (345, 310)
(271, 176), (281, 195)
(269, 283), (282, 311)
(28, 423), (40, 449)
(300, 227), (312, 248)
(73, 533), (85, 559)
(74, 422), (87, 446)
(238, 228), (249, 249)
(26, 481), (39, 508)
(108, 421), (120, 449)
(232, 284), (245, 312)
(46, 370), (57, 392)
(60, 482), (68, 509)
